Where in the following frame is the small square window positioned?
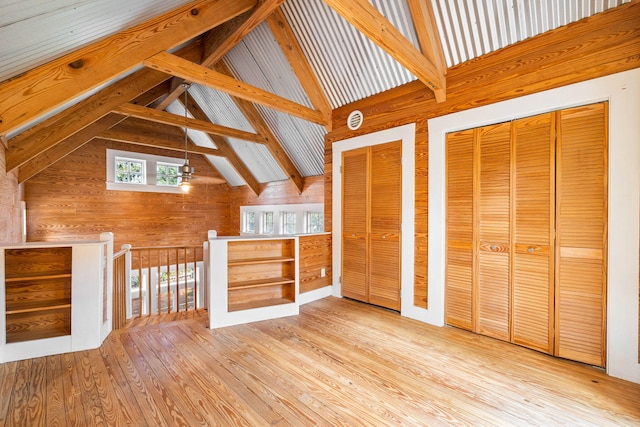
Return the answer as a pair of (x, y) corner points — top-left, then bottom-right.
(115, 157), (145, 184)
(157, 162), (181, 186)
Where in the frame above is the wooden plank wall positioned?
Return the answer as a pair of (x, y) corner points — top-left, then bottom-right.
(0, 144), (22, 243)
(298, 233), (331, 294)
(24, 139), (231, 249)
(324, 2), (640, 309)
(228, 175), (325, 235)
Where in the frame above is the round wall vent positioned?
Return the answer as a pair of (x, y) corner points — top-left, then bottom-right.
(347, 110), (364, 130)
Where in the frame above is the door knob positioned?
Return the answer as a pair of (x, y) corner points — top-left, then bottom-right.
(528, 247), (534, 253)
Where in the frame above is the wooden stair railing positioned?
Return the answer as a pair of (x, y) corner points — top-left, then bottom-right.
(112, 245), (205, 329)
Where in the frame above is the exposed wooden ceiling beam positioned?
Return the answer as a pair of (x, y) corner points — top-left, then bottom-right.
(266, 8), (332, 126)
(406, 0), (447, 77)
(113, 103), (264, 143)
(184, 96), (262, 196)
(0, 0), (257, 136)
(322, 0), (446, 102)
(144, 52), (330, 128)
(155, 0), (285, 111)
(5, 42), (202, 173)
(214, 61), (304, 194)
(202, 0), (286, 68)
(99, 119), (220, 157)
(18, 114), (126, 183)
(16, 82), (173, 183)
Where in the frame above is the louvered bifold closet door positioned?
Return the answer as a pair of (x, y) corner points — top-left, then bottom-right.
(476, 122), (511, 341)
(369, 141), (402, 310)
(512, 113), (555, 354)
(342, 148), (369, 302)
(555, 103), (607, 367)
(446, 129), (475, 330)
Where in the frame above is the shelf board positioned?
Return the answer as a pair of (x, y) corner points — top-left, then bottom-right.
(6, 300), (72, 315)
(228, 277), (295, 290)
(229, 297), (294, 312)
(5, 272), (72, 283)
(228, 256), (295, 266)
(6, 326), (71, 343)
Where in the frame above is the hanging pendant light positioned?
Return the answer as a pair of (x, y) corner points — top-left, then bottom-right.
(180, 82), (194, 193)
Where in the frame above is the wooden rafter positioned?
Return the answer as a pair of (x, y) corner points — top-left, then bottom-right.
(99, 119), (220, 157)
(18, 115), (127, 183)
(406, 0), (447, 77)
(6, 42), (202, 173)
(17, 83), (175, 183)
(113, 103), (265, 143)
(214, 61), (304, 194)
(143, 52), (330, 128)
(266, 8), (332, 125)
(322, 0), (446, 102)
(184, 95), (262, 196)
(156, 0), (286, 111)
(0, 0), (257, 136)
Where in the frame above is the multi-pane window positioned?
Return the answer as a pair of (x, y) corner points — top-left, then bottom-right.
(243, 212), (256, 234)
(305, 212), (324, 233)
(115, 157), (145, 184)
(156, 162), (181, 186)
(262, 212), (274, 234)
(282, 212), (296, 234)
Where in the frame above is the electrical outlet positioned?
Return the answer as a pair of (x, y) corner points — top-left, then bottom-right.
(320, 268), (326, 278)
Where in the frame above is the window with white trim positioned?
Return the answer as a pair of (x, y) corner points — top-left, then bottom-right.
(156, 162), (181, 187)
(305, 211), (324, 233)
(106, 149), (189, 194)
(115, 157), (145, 184)
(243, 211), (256, 234)
(281, 212), (296, 234)
(262, 211), (274, 234)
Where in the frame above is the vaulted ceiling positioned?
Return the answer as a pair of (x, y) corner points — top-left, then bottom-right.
(0, 0), (630, 195)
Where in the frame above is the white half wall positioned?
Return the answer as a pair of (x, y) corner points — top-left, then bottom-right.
(428, 68), (640, 384)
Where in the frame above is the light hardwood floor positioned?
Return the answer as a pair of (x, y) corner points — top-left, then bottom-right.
(1, 297), (639, 426)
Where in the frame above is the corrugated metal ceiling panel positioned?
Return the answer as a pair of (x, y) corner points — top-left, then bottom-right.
(0, 0), (193, 83)
(206, 155), (246, 187)
(281, 0), (419, 109)
(255, 106), (326, 177)
(431, 0), (631, 67)
(189, 84), (256, 135)
(228, 139), (288, 183)
(223, 22), (326, 177)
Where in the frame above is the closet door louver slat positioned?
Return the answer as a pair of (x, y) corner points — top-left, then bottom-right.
(477, 122), (511, 341)
(555, 103), (607, 367)
(512, 113), (555, 354)
(446, 129), (475, 330)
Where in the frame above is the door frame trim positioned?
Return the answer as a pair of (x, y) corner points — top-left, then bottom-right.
(332, 123), (416, 316)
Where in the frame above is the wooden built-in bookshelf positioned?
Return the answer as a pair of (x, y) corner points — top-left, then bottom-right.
(207, 236), (300, 328)
(4, 247), (72, 343)
(227, 239), (296, 312)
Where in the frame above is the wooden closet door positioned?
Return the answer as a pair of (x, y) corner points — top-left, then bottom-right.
(446, 129), (475, 330)
(369, 141), (402, 310)
(555, 103), (607, 367)
(342, 148), (369, 302)
(512, 113), (555, 354)
(476, 122), (511, 341)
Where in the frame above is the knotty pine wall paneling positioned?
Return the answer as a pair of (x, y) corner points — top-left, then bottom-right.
(0, 144), (22, 243)
(325, 2), (640, 311)
(24, 139), (231, 249)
